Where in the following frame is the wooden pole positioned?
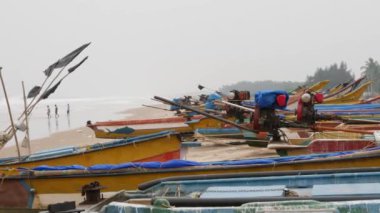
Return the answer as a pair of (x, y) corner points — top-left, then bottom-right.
(142, 104), (171, 111)
(214, 100), (255, 113)
(22, 81), (31, 155)
(0, 68), (21, 160)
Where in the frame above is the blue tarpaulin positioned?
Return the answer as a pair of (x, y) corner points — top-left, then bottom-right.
(254, 90), (289, 110)
(31, 165), (86, 171)
(205, 93), (222, 110)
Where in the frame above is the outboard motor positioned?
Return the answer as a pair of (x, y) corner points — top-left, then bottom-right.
(296, 92), (323, 125)
(226, 90), (251, 123)
(226, 90), (251, 103)
(252, 90), (289, 141)
(199, 94), (208, 103)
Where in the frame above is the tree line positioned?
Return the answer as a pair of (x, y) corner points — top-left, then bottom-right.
(220, 58), (380, 95)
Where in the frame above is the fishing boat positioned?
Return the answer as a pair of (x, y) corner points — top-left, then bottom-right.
(323, 77), (365, 99)
(134, 170), (380, 207)
(97, 200), (380, 213)
(89, 115), (246, 141)
(87, 119), (194, 139)
(88, 167), (380, 212)
(322, 81), (372, 104)
(285, 78), (371, 109)
(91, 116), (203, 126)
(0, 131), (181, 170)
(4, 147), (380, 208)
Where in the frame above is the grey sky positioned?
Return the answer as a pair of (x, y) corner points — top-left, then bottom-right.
(1, 0), (379, 98)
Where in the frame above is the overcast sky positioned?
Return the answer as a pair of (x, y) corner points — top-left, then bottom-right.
(1, 0), (380, 99)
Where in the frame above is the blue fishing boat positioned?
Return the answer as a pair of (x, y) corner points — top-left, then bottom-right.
(89, 168), (380, 212)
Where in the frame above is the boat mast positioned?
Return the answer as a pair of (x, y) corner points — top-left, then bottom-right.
(0, 67), (21, 160)
(22, 81), (31, 155)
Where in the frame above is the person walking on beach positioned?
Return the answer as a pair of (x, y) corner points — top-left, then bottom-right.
(47, 105), (51, 119)
(55, 104), (59, 118)
(67, 104), (70, 115)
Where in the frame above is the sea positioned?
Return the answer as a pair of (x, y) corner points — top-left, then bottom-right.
(0, 96), (154, 147)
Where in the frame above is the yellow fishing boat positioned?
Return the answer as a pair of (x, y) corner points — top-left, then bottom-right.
(308, 80), (331, 92)
(3, 147), (380, 208)
(0, 131), (181, 170)
(323, 81), (372, 104)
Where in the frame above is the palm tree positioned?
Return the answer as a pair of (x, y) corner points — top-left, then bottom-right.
(361, 58), (380, 95)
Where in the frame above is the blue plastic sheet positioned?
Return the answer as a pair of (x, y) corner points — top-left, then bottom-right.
(254, 90), (289, 110)
(31, 165), (86, 171)
(160, 160), (204, 168)
(205, 93), (222, 110)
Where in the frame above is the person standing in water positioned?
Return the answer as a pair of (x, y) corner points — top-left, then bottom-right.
(67, 104), (70, 115)
(55, 104), (59, 118)
(47, 105), (51, 119)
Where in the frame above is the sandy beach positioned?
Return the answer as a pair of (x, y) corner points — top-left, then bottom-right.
(0, 104), (277, 161)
